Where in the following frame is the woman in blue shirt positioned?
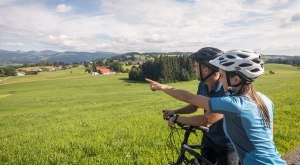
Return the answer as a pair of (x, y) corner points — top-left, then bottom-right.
(146, 49), (286, 165)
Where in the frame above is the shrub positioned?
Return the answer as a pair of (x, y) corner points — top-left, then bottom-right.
(129, 66), (143, 80)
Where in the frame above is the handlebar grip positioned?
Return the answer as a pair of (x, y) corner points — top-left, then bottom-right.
(162, 110), (174, 120)
(162, 113), (209, 132)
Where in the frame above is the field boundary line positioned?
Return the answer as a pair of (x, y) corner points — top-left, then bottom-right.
(0, 76), (11, 81)
(0, 75), (89, 86)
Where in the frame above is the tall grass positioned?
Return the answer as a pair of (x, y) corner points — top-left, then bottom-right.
(0, 64), (299, 164)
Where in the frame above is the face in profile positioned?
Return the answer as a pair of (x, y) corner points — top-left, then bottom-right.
(219, 69), (228, 92)
(195, 62), (201, 81)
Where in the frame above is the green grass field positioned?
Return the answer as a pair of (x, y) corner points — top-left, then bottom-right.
(0, 64), (299, 164)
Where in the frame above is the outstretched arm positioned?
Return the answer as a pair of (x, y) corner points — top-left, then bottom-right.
(145, 78), (210, 111)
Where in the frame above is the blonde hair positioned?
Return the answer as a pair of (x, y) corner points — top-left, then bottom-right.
(237, 84), (270, 128)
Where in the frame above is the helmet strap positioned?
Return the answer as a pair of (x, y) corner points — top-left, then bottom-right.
(199, 66), (204, 82)
(202, 71), (215, 82)
(226, 72), (233, 92)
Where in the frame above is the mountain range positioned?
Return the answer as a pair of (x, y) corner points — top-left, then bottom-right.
(0, 49), (298, 65)
(0, 49), (119, 64)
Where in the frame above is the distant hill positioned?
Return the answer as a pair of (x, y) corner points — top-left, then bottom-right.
(262, 55), (300, 66)
(113, 52), (300, 62)
(111, 52), (193, 62)
(1, 49), (299, 65)
(262, 55), (294, 60)
(0, 49), (119, 64)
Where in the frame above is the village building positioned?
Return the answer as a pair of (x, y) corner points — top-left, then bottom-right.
(31, 68), (42, 72)
(66, 65), (73, 69)
(16, 71), (25, 76)
(95, 66), (115, 75)
(91, 71), (99, 75)
(48, 67), (58, 72)
(57, 65), (63, 70)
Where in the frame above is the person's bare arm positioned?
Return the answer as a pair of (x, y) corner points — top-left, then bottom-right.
(163, 104), (197, 119)
(175, 104), (198, 114)
(171, 113), (223, 127)
(146, 78), (210, 111)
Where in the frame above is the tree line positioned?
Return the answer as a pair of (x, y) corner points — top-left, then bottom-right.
(0, 66), (16, 77)
(129, 55), (196, 83)
(265, 56), (300, 66)
(0, 61), (80, 77)
(84, 58), (127, 73)
(22, 60), (80, 67)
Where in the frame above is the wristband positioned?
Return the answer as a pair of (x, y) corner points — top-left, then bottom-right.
(170, 115), (179, 123)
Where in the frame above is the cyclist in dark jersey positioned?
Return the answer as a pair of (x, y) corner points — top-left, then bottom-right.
(163, 47), (238, 164)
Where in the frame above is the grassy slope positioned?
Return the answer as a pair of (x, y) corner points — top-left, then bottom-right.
(254, 64), (300, 154)
(0, 64), (299, 164)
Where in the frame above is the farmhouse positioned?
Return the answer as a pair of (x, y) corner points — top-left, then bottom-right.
(95, 66), (115, 75)
(58, 66), (63, 70)
(16, 71), (25, 76)
(66, 65), (73, 69)
(48, 67), (58, 72)
(91, 71), (99, 75)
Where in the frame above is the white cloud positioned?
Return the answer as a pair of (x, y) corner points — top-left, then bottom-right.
(0, 0), (299, 55)
(0, 0), (16, 6)
(44, 34), (84, 49)
(56, 4), (72, 13)
(0, 4), (60, 33)
(1, 41), (24, 46)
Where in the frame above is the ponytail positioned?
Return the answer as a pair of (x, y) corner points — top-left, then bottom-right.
(238, 84), (271, 128)
(229, 72), (271, 128)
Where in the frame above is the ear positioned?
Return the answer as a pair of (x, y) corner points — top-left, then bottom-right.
(232, 75), (241, 85)
(203, 66), (210, 74)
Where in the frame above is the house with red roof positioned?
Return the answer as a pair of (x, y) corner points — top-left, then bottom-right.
(95, 66), (115, 75)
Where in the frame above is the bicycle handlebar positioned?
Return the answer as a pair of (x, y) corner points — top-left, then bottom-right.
(162, 111), (209, 133)
(177, 124), (209, 133)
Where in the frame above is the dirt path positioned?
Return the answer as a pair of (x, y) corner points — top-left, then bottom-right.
(283, 147), (300, 165)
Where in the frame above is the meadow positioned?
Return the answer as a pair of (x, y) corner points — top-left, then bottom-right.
(0, 64), (299, 164)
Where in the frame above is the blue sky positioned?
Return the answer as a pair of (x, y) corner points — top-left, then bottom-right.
(0, 0), (300, 55)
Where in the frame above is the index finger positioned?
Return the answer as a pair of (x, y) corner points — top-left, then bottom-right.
(145, 78), (158, 84)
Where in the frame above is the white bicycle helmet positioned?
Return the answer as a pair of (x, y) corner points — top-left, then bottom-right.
(209, 49), (264, 82)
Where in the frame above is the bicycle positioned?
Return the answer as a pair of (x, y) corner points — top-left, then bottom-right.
(165, 115), (214, 165)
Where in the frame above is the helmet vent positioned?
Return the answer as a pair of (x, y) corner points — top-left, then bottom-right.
(226, 55), (236, 59)
(219, 60), (228, 65)
(239, 63), (252, 67)
(241, 50), (251, 53)
(219, 57), (224, 60)
(237, 54), (249, 58)
(235, 67), (241, 70)
(222, 62), (234, 66)
(250, 68), (260, 72)
(252, 58), (260, 64)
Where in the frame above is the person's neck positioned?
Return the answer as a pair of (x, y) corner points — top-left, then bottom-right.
(205, 76), (218, 92)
